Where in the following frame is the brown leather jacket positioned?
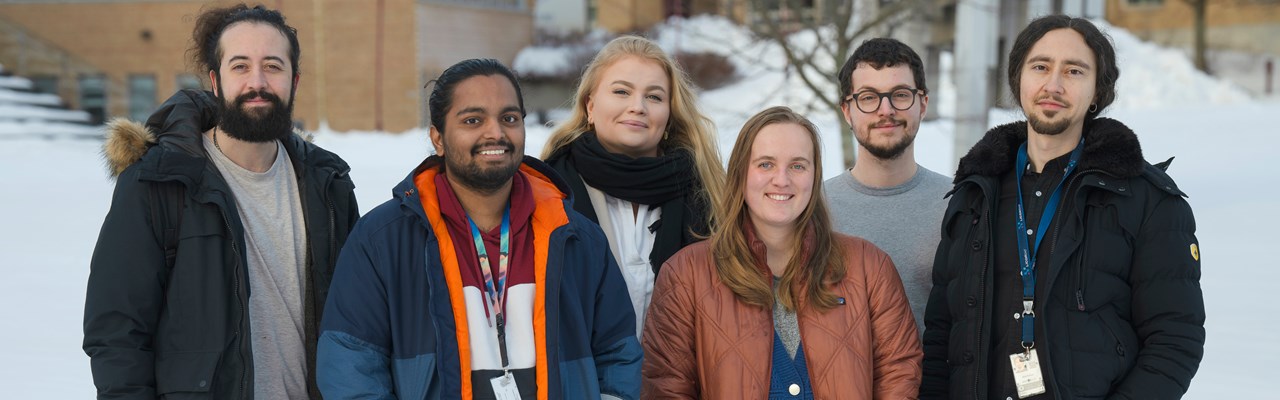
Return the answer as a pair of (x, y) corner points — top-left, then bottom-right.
(641, 232), (922, 399)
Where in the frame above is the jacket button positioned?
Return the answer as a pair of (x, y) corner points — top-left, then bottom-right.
(1098, 180), (1107, 186)
(971, 240), (982, 251)
(966, 296), (976, 307)
(198, 380), (207, 388)
(789, 383), (800, 396)
(971, 216), (980, 225)
(962, 352), (974, 363)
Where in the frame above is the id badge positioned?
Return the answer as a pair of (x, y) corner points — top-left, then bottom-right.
(490, 372), (522, 400)
(1009, 349), (1047, 398)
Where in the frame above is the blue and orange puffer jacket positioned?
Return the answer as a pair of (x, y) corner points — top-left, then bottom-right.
(317, 155), (641, 399)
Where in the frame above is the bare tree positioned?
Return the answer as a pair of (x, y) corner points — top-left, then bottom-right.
(1183, 0), (1209, 73)
(745, 0), (930, 167)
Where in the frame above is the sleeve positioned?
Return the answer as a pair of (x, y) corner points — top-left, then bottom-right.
(590, 237), (643, 400)
(1108, 195), (1204, 400)
(82, 171), (166, 399)
(639, 257), (699, 399)
(919, 206), (960, 399)
(317, 223), (397, 399)
(865, 246), (924, 399)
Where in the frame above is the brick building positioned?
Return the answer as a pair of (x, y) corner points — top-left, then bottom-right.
(0, 0), (535, 132)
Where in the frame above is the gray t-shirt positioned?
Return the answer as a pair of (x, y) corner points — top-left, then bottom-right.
(205, 135), (309, 399)
(822, 165), (951, 333)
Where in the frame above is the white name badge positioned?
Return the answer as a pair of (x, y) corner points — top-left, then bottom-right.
(490, 372), (522, 400)
(1010, 349), (1047, 399)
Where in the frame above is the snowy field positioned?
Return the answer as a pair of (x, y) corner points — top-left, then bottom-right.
(3, 16), (1278, 398)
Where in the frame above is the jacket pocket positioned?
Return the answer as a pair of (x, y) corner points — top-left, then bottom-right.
(155, 350), (222, 396)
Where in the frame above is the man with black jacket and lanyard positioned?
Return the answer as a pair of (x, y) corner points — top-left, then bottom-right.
(920, 15), (1205, 400)
(84, 4), (358, 399)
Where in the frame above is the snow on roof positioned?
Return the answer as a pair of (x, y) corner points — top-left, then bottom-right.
(0, 104), (90, 123)
(0, 75), (33, 90)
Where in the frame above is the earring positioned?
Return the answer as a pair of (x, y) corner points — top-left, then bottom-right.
(663, 130), (670, 140)
(1089, 103), (1098, 113)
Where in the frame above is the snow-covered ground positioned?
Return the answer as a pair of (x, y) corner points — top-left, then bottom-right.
(2, 16), (1277, 398)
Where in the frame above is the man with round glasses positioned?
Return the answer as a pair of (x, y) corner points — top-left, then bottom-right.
(823, 37), (951, 334)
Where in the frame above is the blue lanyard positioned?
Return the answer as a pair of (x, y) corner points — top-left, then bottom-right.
(1013, 137), (1084, 351)
(467, 206), (511, 327)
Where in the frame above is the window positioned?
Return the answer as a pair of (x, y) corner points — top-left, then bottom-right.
(128, 74), (157, 123)
(79, 75), (107, 125)
(176, 74), (203, 91)
(31, 76), (58, 95)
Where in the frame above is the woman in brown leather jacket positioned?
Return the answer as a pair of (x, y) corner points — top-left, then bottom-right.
(641, 106), (922, 399)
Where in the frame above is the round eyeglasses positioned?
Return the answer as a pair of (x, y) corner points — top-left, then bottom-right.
(847, 88), (924, 113)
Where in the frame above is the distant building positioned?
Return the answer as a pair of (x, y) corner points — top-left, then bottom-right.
(1106, 0), (1280, 55)
(0, 0), (535, 132)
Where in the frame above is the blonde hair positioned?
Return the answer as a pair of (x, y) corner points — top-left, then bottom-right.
(711, 106), (845, 312)
(542, 35), (725, 216)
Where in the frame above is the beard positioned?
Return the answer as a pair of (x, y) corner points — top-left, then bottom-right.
(1027, 113), (1071, 136)
(1026, 95), (1073, 136)
(857, 117), (916, 160)
(443, 138), (521, 194)
(217, 88), (295, 143)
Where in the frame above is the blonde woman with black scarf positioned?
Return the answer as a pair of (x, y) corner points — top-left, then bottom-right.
(542, 36), (725, 339)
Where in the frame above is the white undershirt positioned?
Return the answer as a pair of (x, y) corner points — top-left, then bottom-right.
(584, 181), (660, 339)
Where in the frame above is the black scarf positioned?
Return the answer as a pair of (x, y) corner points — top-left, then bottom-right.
(548, 132), (709, 272)
(568, 132), (696, 205)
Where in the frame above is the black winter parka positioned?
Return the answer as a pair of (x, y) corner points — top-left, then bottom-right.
(83, 89), (359, 399)
(920, 118), (1205, 400)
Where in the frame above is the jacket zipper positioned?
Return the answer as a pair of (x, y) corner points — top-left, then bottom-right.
(1074, 222), (1090, 312)
(1041, 168), (1115, 398)
(219, 208), (248, 399)
(327, 172), (339, 267)
(973, 180), (995, 400)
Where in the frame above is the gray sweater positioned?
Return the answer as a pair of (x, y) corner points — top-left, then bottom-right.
(822, 165), (951, 333)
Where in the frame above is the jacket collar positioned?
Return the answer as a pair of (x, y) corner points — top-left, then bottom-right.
(742, 218), (816, 278)
(394, 155), (575, 224)
(954, 117), (1146, 183)
(103, 89), (348, 183)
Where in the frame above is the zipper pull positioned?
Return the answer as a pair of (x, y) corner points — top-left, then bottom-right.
(1075, 290), (1086, 311)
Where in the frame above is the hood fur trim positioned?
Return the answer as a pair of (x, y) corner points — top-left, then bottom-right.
(954, 117), (1146, 182)
(103, 117), (156, 177)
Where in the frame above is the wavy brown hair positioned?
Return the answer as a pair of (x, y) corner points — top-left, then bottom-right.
(711, 106), (845, 312)
(541, 35), (725, 215)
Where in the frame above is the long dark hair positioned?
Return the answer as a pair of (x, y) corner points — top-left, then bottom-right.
(1008, 15), (1120, 117)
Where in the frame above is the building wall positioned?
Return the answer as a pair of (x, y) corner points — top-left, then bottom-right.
(0, 0), (422, 132)
(416, 1), (534, 127)
(595, 0), (665, 32)
(536, 0), (589, 34)
(313, 0), (420, 132)
(1106, 0), (1280, 53)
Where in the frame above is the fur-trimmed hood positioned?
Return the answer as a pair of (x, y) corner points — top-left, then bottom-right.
(103, 118), (157, 177)
(954, 117), (1147, 182)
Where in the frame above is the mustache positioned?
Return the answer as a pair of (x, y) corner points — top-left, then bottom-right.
(233, 89), (284, 107)
(1034, 94), (1072, 107)
(867, 117), (905, 129)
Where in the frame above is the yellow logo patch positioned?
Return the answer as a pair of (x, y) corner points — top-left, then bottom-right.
(1190, 243), (1200, 261)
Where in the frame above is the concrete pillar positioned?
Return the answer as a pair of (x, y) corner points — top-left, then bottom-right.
(952, 0), (999, 165)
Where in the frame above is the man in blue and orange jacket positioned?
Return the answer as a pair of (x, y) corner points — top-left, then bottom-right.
(316, 59), (641, 400)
